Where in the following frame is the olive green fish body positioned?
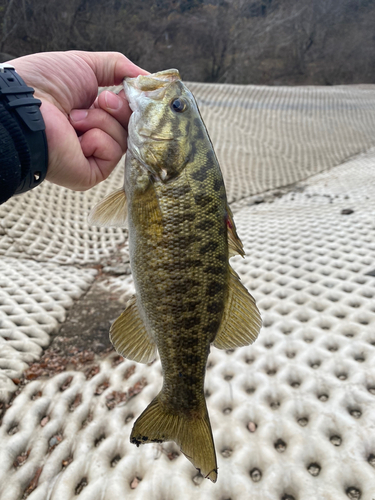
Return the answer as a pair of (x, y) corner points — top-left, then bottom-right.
(88, 69), (262, 482)
(127, 145), (228, 417)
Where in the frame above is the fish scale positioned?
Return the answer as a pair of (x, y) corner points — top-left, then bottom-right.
(137, 169), (228, 410)
(88, 69), (262, 482)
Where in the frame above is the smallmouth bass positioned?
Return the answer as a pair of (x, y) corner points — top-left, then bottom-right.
(89, 70), (262, 482)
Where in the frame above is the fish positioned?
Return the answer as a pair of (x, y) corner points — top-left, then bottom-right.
(88, 69), (262, 482)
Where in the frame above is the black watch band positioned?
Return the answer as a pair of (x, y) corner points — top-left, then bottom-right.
(0, 63), (48, 195)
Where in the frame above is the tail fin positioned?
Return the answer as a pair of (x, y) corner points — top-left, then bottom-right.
(130, 394), (218, 482)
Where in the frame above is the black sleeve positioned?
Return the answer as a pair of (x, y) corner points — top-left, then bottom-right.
(0, 66), (48, 205)
(0, 121), (21, 204)
(0, 100), (31, 204)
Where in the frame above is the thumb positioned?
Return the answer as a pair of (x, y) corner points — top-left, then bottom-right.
(72, 51), (149, 87)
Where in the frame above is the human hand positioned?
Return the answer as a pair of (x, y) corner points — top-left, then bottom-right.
(10, 51), (148, 190)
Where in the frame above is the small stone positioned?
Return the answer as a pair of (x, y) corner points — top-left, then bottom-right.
(13, 450), (30, 468)
(330, 435), (342, 446)
(60, 376), (73, 391)
(111, 355), (124, 367)
(124, 365), (136, 379)
(193, 473), (204, 485)
(69, 393), (82, 412)
(49, 434), (62, 449)
(24, 467), (43, 496)
(31, 391), (42, 400)
(40, 416), (49, 427)
(307, 463), (321, 476)
(318, 394), (329, 402)
(346, 487), (361, 499)
(350, 409), (361, 419)
(297, 417), (308, 426)
(62, 456), (73, 469)
(368, 454), (375, 467)
(95, 434), (106, 447)
(81, 412), (93, 428)
(253, 196), (264, 204)
(130, 477), (141, 489)
(221, 448), (232, 458)
(85, 366), (100, 380)
(103, 265), (130, 275)
(166, 450), (179, 460)
(341, 209), (354, 215)
(75, 478), (88, 495)
(95, 380), (109, 395)
(274, 439), (286, 452)
(125, 414), (134, 424)
(111, 455), (121, 467)
(248, 422), (257, 432)
(250, 468), (262, 482)
(8, 424), (19, 435)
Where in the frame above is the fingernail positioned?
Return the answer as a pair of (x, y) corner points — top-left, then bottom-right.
(70, 109), (88, 122)
(105, 91), (122, 110)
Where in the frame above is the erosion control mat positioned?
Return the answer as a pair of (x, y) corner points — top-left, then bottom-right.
(1, 83), (375, 499)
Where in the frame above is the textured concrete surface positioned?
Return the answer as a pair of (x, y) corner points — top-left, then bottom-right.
(1, 82), (375, 500)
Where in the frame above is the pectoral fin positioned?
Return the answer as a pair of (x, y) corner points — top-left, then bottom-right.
(226, 204), (245, 258)
(88, 188), (127, 227)
(110, 296), (157, 363)
(213, 267), (262, 349)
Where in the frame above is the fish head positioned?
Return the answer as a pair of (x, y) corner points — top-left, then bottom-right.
(124, 69), (201, 182)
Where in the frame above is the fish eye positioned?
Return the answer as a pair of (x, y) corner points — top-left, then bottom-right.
(171, 98), (187, 113)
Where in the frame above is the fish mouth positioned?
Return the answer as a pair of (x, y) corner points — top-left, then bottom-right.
(125, 69), (181, 92)
(124, 69), (181, 108)
(138, 130), (174, 142)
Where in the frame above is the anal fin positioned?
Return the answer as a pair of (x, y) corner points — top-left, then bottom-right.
(213, 267), (262, 350)
(110, 296), (157, 363)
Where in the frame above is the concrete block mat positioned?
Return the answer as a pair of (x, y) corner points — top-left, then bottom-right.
(1, 83), (375, 499)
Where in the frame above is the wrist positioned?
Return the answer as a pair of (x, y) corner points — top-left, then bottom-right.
(0, 63), (48, 195)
